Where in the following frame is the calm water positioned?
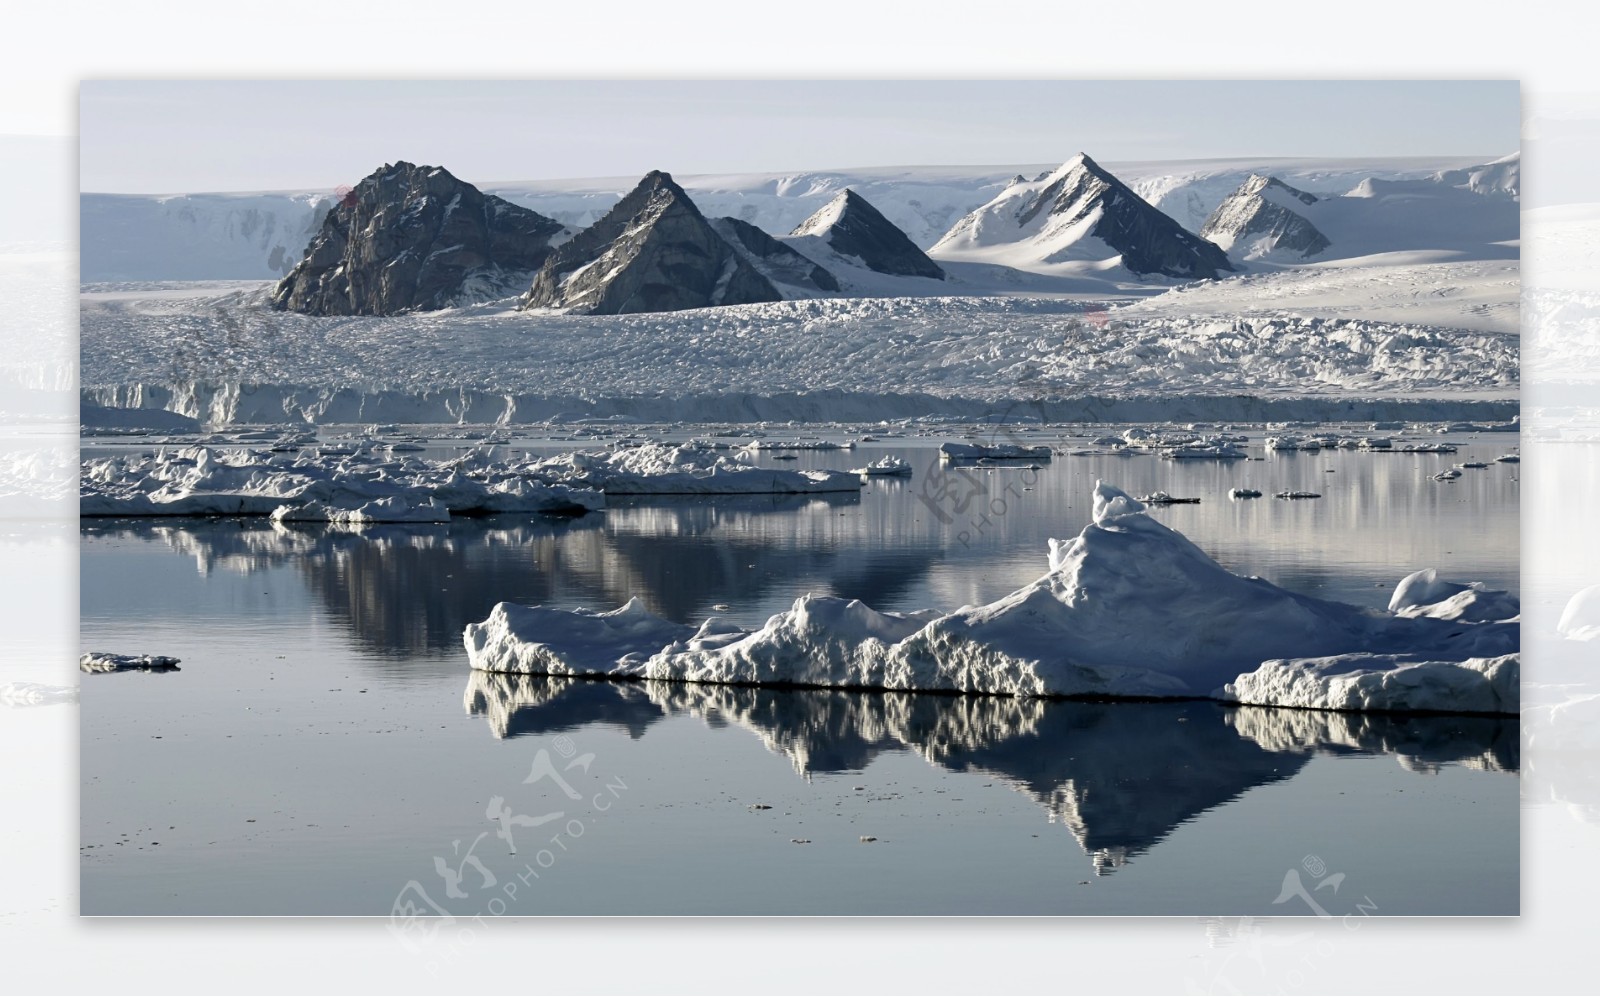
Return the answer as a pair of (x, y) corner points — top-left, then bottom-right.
(80, 431), (1520, 915)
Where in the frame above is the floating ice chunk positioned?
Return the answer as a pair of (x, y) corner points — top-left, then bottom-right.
(1139, 491), (1200, 504)
(1275, 490), (1322, 499)
(851, 455), (913, 477)
(464, 598), (699, 676)
(79, 652), (181, 674)
(1496, 454), (1520, 463)
(1217, 654), (1518, 715)
(525, 444), (862, 494)
(80, 445), (606, 517)
(939, 442), (1052, 461)
(1432, 467), (1463, 481)
(1229, 488), (1263, 499)
(1389, 568), (1520, 622)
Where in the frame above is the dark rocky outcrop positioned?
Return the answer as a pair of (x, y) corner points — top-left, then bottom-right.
(789, 189), (945, 279)
(711, 217), (839, 293)
(272, 162), (566, 316)
(522, 171), (782, 314)
(1019, 154), (1234, 279)
(1200, 174), (1331, 259)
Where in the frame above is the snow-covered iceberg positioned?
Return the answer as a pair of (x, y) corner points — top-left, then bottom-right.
(939, 442), (1052, 461)
(79, 652), (181, 674)
(464, 482), (1518, 714)
(1217, 654), (1518, 715)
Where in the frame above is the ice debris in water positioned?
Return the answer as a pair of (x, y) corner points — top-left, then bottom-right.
(80, 442), (867, 520)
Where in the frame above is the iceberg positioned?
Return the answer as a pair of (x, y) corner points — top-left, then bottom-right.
(939, 442), (1052, 461)
(465, 482), (1518, 714)
(1217, 654), (1518, 715)
(852, 455), (914, 477)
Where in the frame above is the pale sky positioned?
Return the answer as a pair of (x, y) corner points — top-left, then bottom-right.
(79, 80), (1519, 193)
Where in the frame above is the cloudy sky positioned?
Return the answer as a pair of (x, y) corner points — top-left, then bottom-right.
(79, 80), (1519, 193)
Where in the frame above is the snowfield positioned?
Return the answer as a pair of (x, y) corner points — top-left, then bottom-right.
(464, 482), (1519, 715)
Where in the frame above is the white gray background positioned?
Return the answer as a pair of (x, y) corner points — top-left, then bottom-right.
(2, 3), (1595, 994)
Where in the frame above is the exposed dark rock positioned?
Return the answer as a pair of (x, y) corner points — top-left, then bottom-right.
(1018, 154), (1234, 279)
(711, 217), (839, 293)
(1200, 174), (1331, 259)
(522, 171), (782, 314)
(790, 189), (945, 279)
(271, 162), (565, 316)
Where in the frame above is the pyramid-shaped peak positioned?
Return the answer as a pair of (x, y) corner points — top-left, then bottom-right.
(1235, 174), (1320, 205)
(521, 171), (780, 314)
(790, 187), (944, 280)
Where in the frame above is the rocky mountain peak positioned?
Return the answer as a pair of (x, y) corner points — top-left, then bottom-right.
(1201, 174), (1330, 259)
(790, 188), (945, 280)
(521, 171), (782, 314)
(271, 161), (565, 316)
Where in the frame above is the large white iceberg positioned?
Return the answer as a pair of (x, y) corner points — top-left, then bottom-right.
(464, 482), (1519, 714)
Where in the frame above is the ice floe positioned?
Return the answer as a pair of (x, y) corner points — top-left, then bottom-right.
(520, 443), (863, 494)
(80, 444), (605, 519)
(79, 652), (181, 674)
(939, 442), (1053, 461)
(1217, 654), (1518, 715)
(465, 482), (1519, 713)
(852, 455), (914, 477)
(79, 441), (866, 518)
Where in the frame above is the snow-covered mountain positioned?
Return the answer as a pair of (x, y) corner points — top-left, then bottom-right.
(930, 154), (1235, 280)
(710, 217), (840, 295)
(786, 189), (945, 280)
(273, 162), (567, 316)
(1200, 175), (1331, 260)
(522, 171), (782, 314)
(1430, 152), (1520, 198)
(79, 155), (1516, 283)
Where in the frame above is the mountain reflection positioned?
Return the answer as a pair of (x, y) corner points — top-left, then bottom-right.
(100, 489), (953, 659)
(462, 673), (1518, 874)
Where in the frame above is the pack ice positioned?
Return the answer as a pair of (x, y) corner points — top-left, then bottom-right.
(465, 483), (1519, 714)
(79, 442), (864, 519)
